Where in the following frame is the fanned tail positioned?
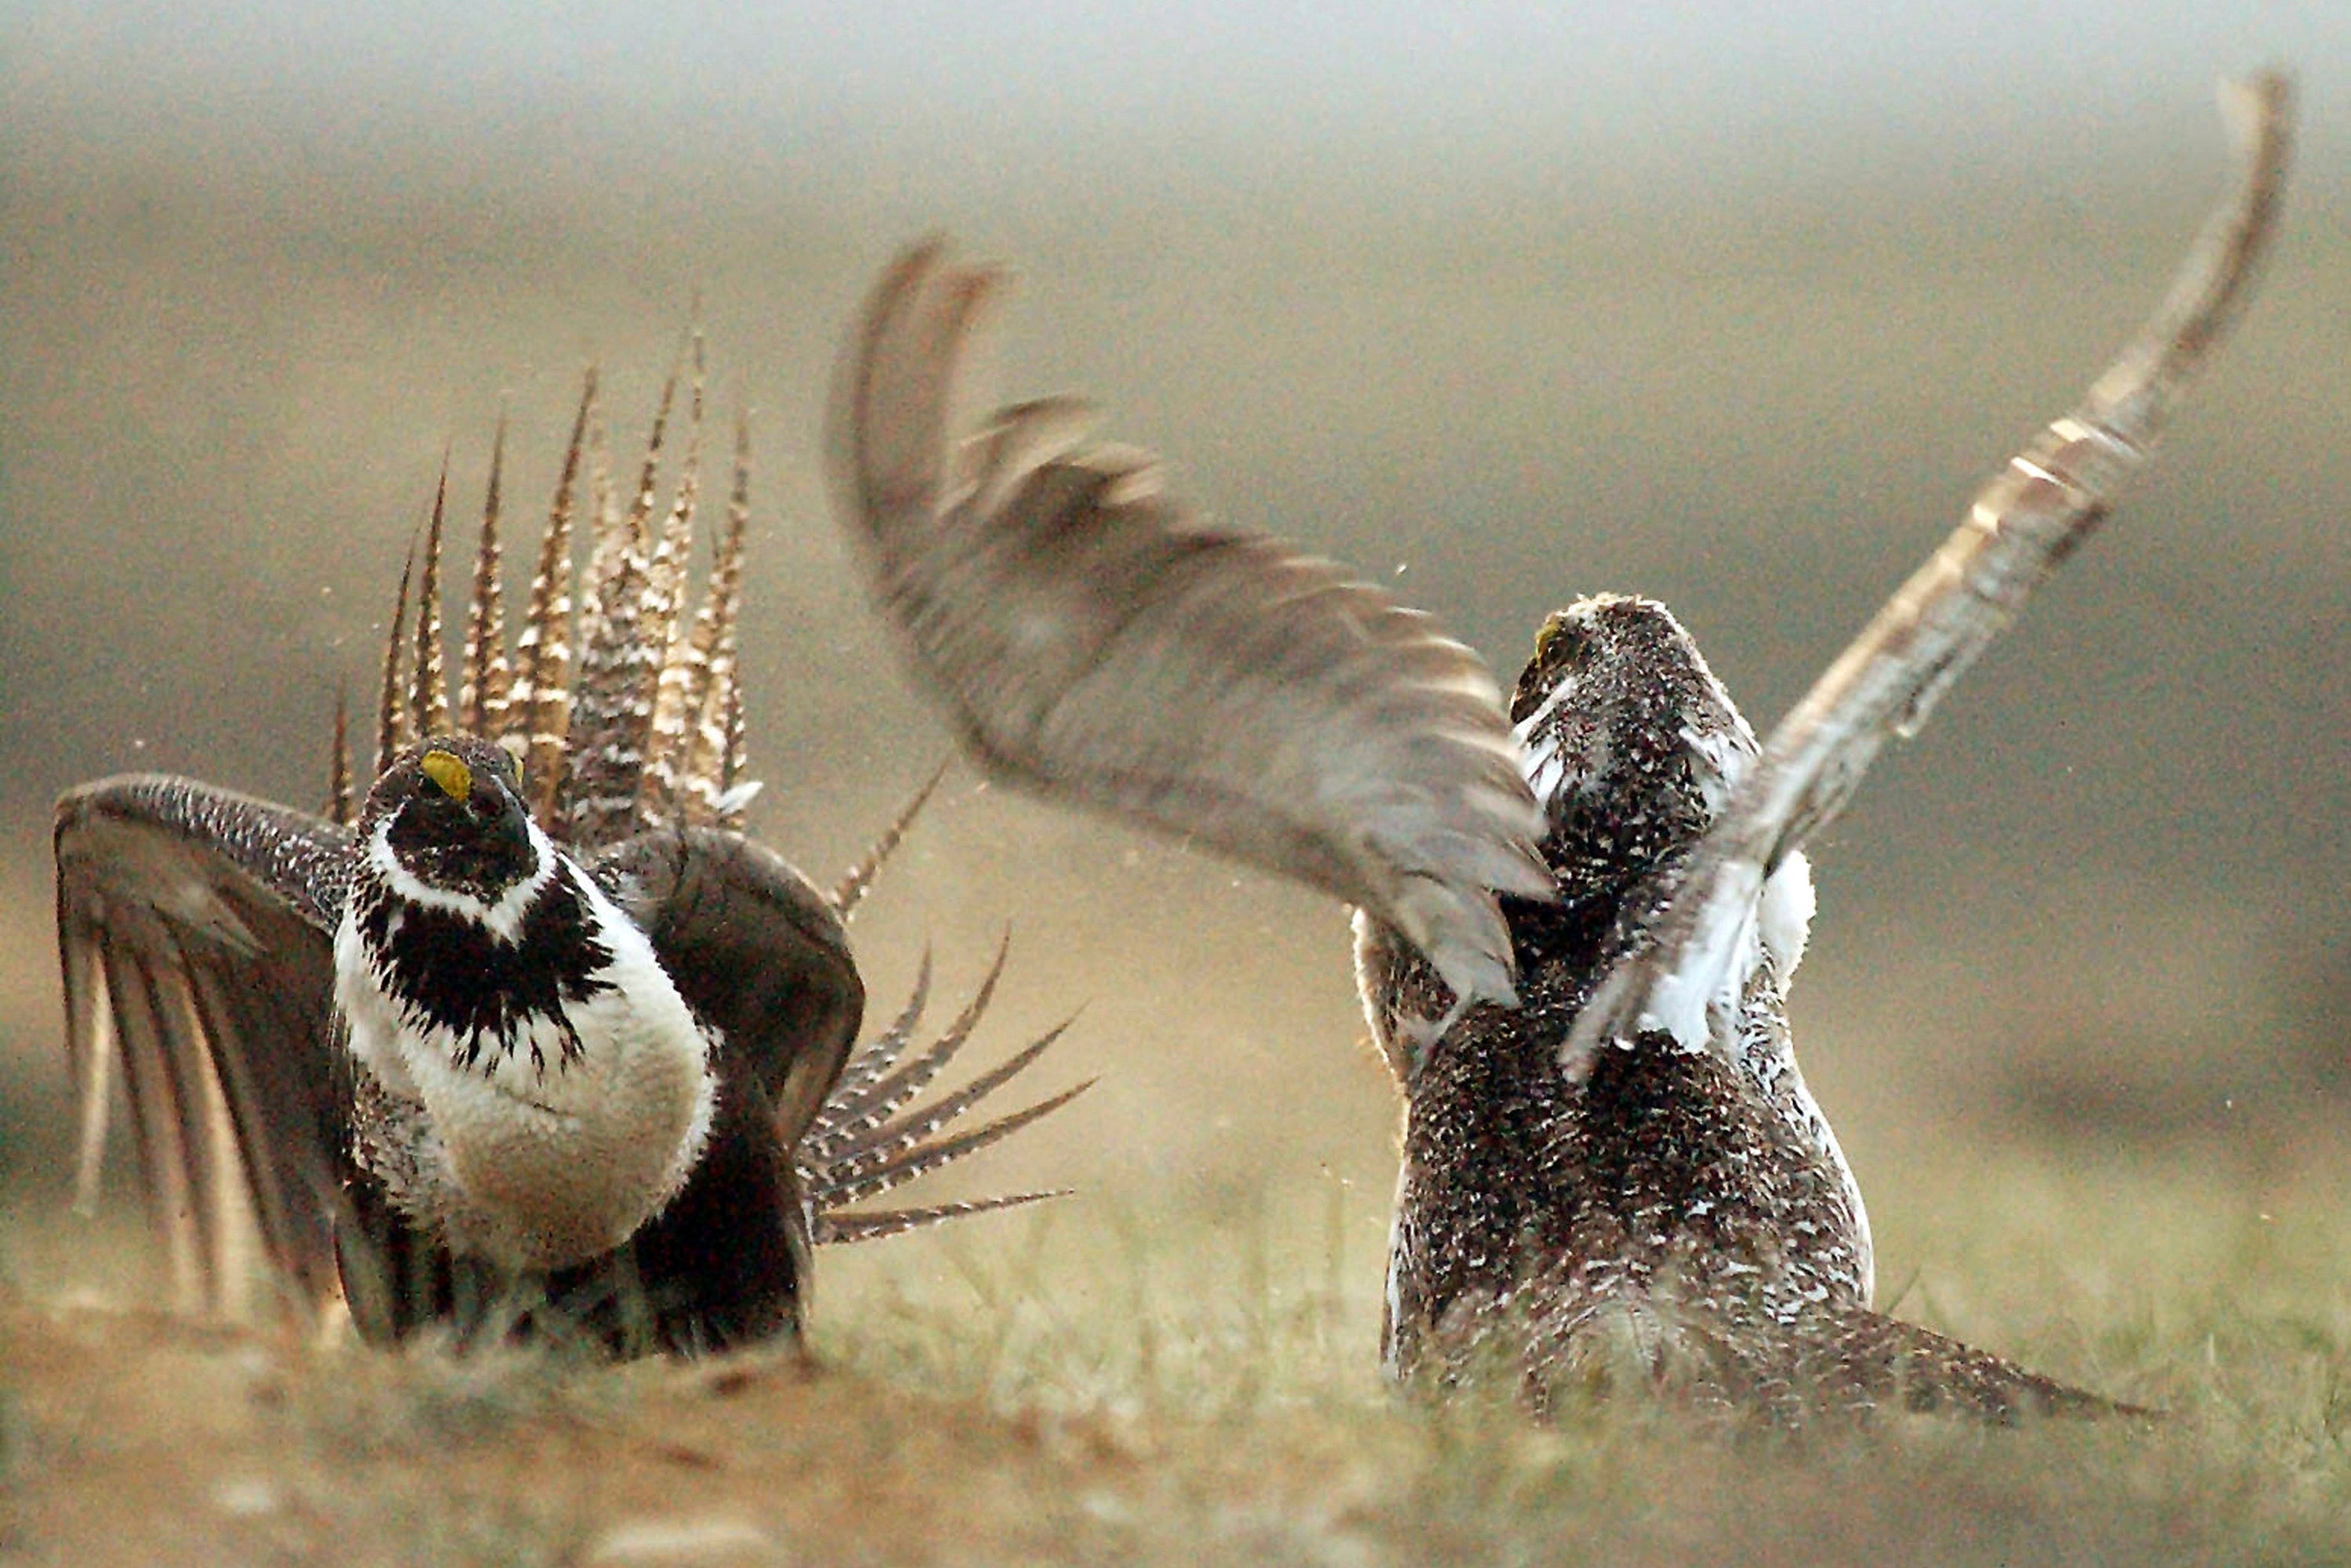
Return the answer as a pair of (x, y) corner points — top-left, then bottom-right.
(802, 940), (1089, 1243)
(346, 356), (766, 847)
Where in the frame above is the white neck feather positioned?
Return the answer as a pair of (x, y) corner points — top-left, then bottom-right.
(363, 816), (561, 943)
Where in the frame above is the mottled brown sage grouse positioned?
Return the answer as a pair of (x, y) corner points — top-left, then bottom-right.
(1352, 78), (2290, 1421)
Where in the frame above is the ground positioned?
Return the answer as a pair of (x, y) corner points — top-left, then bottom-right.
(5, 1135), (2347, 1567)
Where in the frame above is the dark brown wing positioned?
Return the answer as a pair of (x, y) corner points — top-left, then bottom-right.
(53, 774), (358, 1320)
(827, 240), (1552, 1011)
(592, 827), (864, 1149)
(1564, 74), (2294, 1077)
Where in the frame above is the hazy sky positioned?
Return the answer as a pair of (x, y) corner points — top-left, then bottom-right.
(12, 2), (2349, 192)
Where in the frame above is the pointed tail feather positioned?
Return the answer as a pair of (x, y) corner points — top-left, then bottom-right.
(675, 410), (754, 825)
(831, 761), (950, 919)
(411, 465), (454, 741)
(638, 333), (708, 828)
(327, 690), (356, 827)
(1791, 1305), (2152, 1424)
(815, 1189), (1073, 1246)
(802, 935), (1007, 1161)
(1549, 1293), (2154, 1426)
(458, 412), (511, 737)
(512, 373), (594, 821)
(375, 541), (417, 773)
(563, 364), (678, 846)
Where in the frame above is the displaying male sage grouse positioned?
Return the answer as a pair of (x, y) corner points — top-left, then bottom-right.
(826, 78), (2291, 1421)
(54, 362), (1101, 1355)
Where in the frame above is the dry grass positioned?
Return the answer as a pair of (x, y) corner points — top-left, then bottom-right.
(5, 1136), (2349, 1567)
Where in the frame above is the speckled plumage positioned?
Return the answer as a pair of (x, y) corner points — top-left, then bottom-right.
(1359, 597), (2085, 1420)
(1352, 78), (2290, 1422)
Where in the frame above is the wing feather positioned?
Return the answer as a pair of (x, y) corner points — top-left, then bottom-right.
(54, 775), (357, 1317)
(827, 240), (1551, 1010)
(1564, 74), (2295, 1077)
(592, 827), (864, 1150)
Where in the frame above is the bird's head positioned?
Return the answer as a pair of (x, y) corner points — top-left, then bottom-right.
(1509, 595), (1755, 900)
(364, 737), (540, 905)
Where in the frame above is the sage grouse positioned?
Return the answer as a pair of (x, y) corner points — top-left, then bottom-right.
(830, 78), (2290, 1421)
(55, 362), (1095, 1355)
(1364, 80), (2288, 1420)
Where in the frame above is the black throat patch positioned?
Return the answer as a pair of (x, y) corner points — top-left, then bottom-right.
(354, 864), (618, 1075)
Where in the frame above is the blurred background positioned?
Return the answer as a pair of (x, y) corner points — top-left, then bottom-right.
(2, 3), (2345, 1311)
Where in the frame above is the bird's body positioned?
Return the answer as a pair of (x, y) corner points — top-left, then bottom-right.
(1360, 597), (2093, 1418)
(1349, 80), (2288, 1421)
(333, 738), (719, 1274)
(55, 371), (1079, 1355)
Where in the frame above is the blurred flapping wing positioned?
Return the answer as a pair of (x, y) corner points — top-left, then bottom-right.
(828, 240), (1550, 1009)
(54, 776), (358, 1319)
(1565, 74), (2295, 1077)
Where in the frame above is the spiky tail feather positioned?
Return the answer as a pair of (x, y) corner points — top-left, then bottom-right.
(832, 762), (949, 919)
(458, 414), (510, 735)
(511, 375), (592, 823)
(803, 940), (1091, 1242)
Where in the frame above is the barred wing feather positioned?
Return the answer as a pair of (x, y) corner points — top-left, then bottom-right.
(53, 777), (357, 1318)
(828, 241), (1552, 1012)
(1565, 74), (2295, 1077)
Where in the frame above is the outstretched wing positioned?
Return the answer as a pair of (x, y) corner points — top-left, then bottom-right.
(592, 826), (865, 1149)
(827, 241), (1552, 1010)
(1566, 74), (2295, 1076)
(53, 775), (358, 1320)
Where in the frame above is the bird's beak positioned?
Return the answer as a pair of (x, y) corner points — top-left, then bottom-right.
(421, 750), (473, 802)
